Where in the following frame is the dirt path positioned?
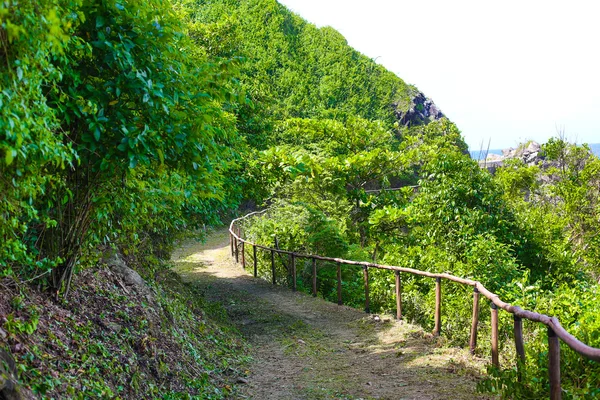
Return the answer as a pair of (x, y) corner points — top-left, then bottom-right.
(172, 229), (491, 400)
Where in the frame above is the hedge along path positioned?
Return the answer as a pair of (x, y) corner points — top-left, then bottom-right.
(230, 210), (600, 400)
(173, 228), (489, 400)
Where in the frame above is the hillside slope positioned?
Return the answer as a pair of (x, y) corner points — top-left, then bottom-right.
(190, 0), (443, 149)
(0, 256), (249, 399)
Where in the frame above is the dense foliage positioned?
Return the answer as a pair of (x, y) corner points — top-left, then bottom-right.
(1, 0), (243, 293)
(2, 0), (599, 398)
(2, 1), (245, 395)
(190, 0), (414, 135)
(243, 128), (600, 397)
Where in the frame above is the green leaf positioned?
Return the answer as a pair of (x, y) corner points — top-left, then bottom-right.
(129, 154), (137, 169)
(96, 15), (105, 28)
(5, 149), (15, 165)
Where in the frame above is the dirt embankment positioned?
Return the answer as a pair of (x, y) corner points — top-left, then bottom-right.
(0, 251), (248, 399)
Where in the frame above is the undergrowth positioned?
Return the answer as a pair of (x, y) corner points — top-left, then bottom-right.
(0, 263), (250, 399)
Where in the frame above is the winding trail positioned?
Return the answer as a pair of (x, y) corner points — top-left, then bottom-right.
(172, 228), (490, 400)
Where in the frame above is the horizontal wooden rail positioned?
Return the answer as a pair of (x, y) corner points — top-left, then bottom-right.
(229, 210), (600, 399)
(364, 185), (420, 194)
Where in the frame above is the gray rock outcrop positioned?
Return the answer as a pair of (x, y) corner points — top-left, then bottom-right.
(394, 91), (444, 127)
(479, 141), (544, 173)
(501, 141), (542, 165)
(103, 251), (156, 304)
(102, 251), (161, 336)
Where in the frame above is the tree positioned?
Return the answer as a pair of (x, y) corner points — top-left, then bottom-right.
(1, 0), (243, 293)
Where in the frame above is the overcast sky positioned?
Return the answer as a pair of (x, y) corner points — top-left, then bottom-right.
(278, 0), (600, 150)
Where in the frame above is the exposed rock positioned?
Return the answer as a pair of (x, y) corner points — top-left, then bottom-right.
(394, 91), (444, 127)
(103, 251), (155, 304)
(525, 141), (541, 154)
(505, 141), (543, 165)
(102, 251), (161, 337)
(524, 151), (539, 164)
(0, 349), (35, 400)
(479, 141), (545, 173)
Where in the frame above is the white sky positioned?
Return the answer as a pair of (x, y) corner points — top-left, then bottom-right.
(278, 0), (600, 149)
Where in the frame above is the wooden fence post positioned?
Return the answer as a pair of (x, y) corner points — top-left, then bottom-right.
(433, 277), (442, 336)
(234, 235), (239, 264)
(291, 253), (296, 292)
(236, 226), (242, 264)
(363, 266), (370, 313)
(491, 302), (499, 368)
(470, 287), (479, 354)
(548, 327), (561, 400)
(312, 258), (317, 297)
(271, 249), (276, 285)
(253, 245), (257, 278)
(337, 262), (342, 305)
(395, 271), (402, 320)
(514, 315), (526, 380)
(241, 241), (245, 269)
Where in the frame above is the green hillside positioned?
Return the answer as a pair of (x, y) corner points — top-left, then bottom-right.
(190, 0), (419, 146)
(1, 0), (599, 398)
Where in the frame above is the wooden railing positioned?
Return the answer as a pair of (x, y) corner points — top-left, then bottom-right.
(229, 211), (600, 400)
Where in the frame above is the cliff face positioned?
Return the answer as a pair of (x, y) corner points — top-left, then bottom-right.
(394, 91), (445, 127)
